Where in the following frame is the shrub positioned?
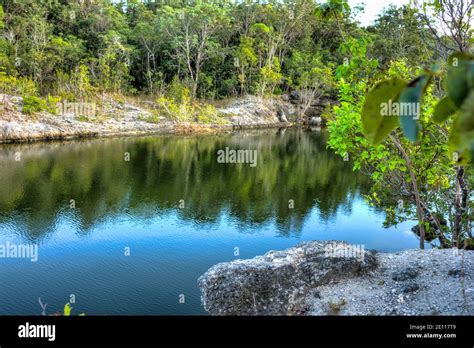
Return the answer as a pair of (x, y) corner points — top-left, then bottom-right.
(167, 76), (190, 103)
(53, 65), (96, 100)
(0, 72), (38, 96)
(155, 95), (192, 122)
(46, 95), (61, 115)
(22, 96), (47, 114)
(22, 95), (61, 115)
(137, 111), (162, 123)
(196, 104), (227, 124)
(155, 95), (227, 125)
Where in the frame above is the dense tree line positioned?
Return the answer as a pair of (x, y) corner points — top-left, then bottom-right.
(0, 0), (438, 100)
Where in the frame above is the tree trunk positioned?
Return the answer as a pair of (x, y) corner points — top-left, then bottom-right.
(453, 166), (470, 244)
(420, 201), (450, 248)
(390, 135), (426, 249)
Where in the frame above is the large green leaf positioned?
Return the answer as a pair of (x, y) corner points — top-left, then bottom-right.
(398, 75), (430, 141)
(433, 96), (456, 123)
(449, 90), (474, 164)
(446, 53), (473, 108)
(361, 78), (407, 145)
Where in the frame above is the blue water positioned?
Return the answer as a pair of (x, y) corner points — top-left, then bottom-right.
(0, 129), (422, 315)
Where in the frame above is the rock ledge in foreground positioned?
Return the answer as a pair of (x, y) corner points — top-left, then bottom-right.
(198, 241), (474, 315)
(198, 241), (377, 315)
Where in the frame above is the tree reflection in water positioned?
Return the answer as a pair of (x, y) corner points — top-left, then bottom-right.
(0, 129), (370, 242)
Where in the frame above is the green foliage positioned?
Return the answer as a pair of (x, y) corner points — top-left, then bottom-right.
(286, 51), (334, 94)
(328, 47), (461, 248)
(97, 32), (131, 94)
(360, 53), (474, 164)
(0, 72), (37, 96)
(156, 2), (230, 97)
(397, 75), (431, 141)
(450, 89), (474, 163)
(196, 104), (227, 125)
(0, 5), (4, 30)
(63, 303), (71, 316)
(336, 37), (378, 83)
(235, 36), (258, 94)
(22, 95), (60, 115)
(76, 115), (90, 122)
(46, 95), (61, 115)
(433, 96), (456, 123)
(257, 57), (282, 96)
(0, 0), (442, 103)
(327, 298), (347, 315)
(155, 95), (192, 122)
(316, 0), (350, 41)
(155, 93), (227, 125)
(445, 53), (472, 108)
(369, 5), (432, 69)
(167, 76), (190, 103)
(319, 0), (350, 16)
(361, 78), (406, 144)
(22, 96), (47, 114)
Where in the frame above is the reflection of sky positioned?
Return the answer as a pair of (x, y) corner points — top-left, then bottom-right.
(0, 193), (423, 315)
(1, 195), (421, 252)
(0, 178), (424, 315)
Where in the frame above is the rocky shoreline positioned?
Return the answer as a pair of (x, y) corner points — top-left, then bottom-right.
(198, 241), (474, 316)
(0, 94), (312, 144)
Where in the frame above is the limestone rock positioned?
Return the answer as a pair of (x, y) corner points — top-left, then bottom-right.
(198, 241), (377, 315)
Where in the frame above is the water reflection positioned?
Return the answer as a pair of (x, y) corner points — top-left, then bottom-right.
(0, 129), (369, 242)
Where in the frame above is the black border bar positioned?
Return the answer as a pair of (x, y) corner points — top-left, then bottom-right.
(0, 315), (472, 346)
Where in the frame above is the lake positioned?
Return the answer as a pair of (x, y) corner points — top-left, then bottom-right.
(0, 128), (421, 315)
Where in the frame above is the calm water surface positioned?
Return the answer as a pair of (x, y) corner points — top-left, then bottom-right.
(0, 128), (421, 315)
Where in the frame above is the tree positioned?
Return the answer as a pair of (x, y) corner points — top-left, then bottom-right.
(410, 0), (473, 248)
(415, 0), (473, 57)
(95, 31), (131, 94)
(234, 35), (257, 95)
(327, 32), (473, 249)
(316, 0), (350, 42)
(286, 50), (333, 116)
(158, 3), (230, 98)
(129, 2), (168, 94)
(369, 5), (432, 69)
(248, 22), (283, 96)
